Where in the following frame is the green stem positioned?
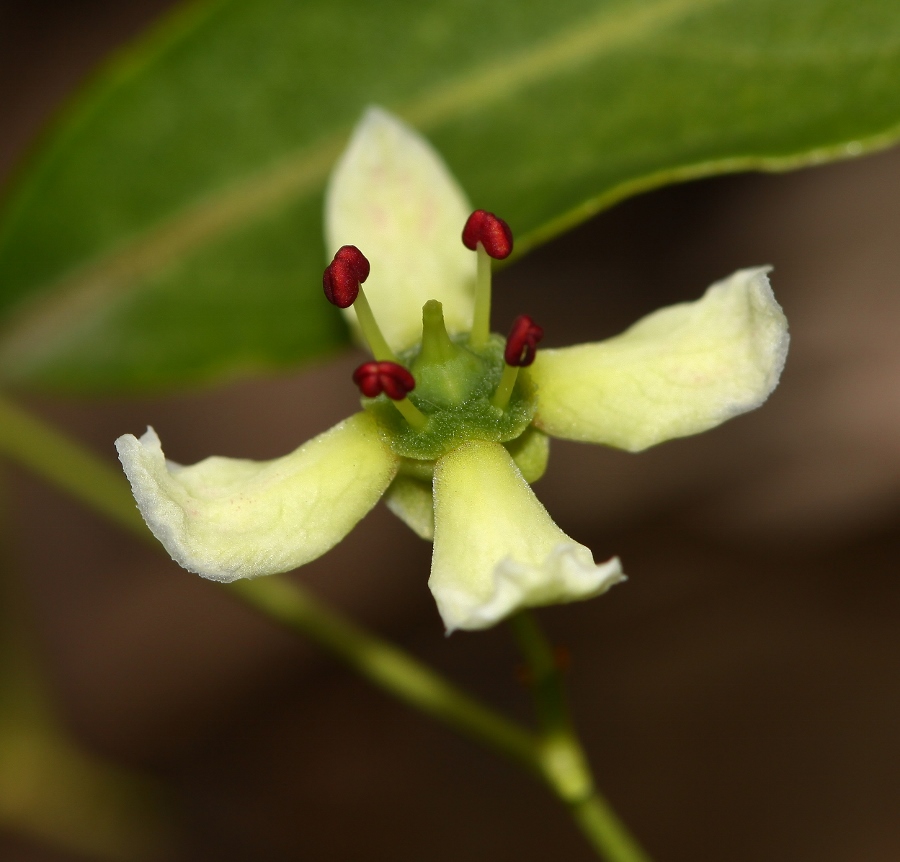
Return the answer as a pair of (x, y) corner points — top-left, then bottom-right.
(509, 611), (652, 862)
(0, 395), (536, 772)
(0, 397), (146, 540)
(228, 578), (539, 770)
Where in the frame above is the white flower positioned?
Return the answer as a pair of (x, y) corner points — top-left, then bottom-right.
(117, 108), (788, 633)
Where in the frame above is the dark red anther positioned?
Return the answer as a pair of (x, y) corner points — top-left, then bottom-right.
(334, 245), (370, 283)
(352, 361), (416, 400)
(462, 210), (513, 259)
(323, 245), (369, 308)
(504, 315), (543, 367)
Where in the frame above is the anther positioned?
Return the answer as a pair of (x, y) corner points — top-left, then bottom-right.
(462, 210), (513, 260)
(334, 244), (370, 282)
(504, 315), (543, 367)
(463, 211), (513, 351)
(323, 245), (369, 308)
(353, 361), (415, 400)
(491, 315), (543, 410)
(323, 245), (396, 362)
(352, 361), (427, 431)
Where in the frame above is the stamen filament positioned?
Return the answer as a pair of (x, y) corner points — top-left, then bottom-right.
(469, 243), (492, 350)
(491, 362), (519, 410)
(354, 287), (398, 362)
(393, 396), (428, 431)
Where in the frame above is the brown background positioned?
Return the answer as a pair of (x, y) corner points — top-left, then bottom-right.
(2, 1), (899, 860)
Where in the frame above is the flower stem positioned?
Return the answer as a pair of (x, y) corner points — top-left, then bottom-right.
(0, 396), (145, 538)
(509, 611), (652, 862)
(227, 578), (539, 770)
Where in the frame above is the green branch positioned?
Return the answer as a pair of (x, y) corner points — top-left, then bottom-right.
(510, 611), (652, 862)
(228, 579), (539, 769)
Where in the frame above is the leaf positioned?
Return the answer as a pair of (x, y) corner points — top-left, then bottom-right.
(1, 0), (898, 392)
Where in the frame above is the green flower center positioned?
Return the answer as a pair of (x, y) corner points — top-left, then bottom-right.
(361, 300), (537, 462)
(325, 215), (546, 483)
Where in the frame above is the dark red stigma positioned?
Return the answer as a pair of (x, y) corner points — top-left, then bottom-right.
(504, 315), (543, 367)
(352, 361), (416, 400)
(323, 245), (370, 308)
(462, 210), (513, 259)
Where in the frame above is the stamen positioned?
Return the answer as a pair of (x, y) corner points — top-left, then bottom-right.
(334, 244), (370, 282)
(322, 258), (358, 308)
(491, 315), (543, 410)
(323, 246), (397, 362)
(504, 314), (543, 367)
(462, 210), (513, 350)
(353, 289), (398, 363)
(353, 361), (427, 430)
(462, 210), (513, 259)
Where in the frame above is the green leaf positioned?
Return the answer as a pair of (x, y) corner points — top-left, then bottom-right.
(1, 0), (899, 392)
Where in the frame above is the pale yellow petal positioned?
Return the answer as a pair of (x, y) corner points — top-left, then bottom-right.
(384, 475), (434, 540)
(505, 426), (550, 484)
(430, 441), (623, 632)
(530, 267), (789, 452)
(115, 413), (398, 582)
(325, 107), (476, 351)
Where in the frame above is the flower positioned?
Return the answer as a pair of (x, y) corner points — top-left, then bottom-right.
(116, 108), (789, 633)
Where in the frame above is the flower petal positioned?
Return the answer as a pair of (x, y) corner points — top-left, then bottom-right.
(430, 441), (623, 632)
(325, 107), (476, 351)
(115, 413), (398, 582)
(530, 267), (789, 452)
(384, 475), (434, 540)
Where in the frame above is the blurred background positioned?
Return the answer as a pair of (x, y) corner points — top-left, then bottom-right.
(2, 1), (899, 860)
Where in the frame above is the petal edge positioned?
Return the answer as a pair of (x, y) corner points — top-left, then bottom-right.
(430, 441), (623, 632)
(116, 412), (398, 582)
(530, 267), (789, 451)
(325, 107), (476, 352)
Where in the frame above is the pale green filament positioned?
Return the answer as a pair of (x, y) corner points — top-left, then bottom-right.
(392, 396), (428, 431)
(491, 362), (519, 410)
(355, 287), (397, 362)
(469, 244), (492, 350)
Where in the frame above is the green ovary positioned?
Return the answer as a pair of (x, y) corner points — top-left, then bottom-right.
(361, 301), (538, 463)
